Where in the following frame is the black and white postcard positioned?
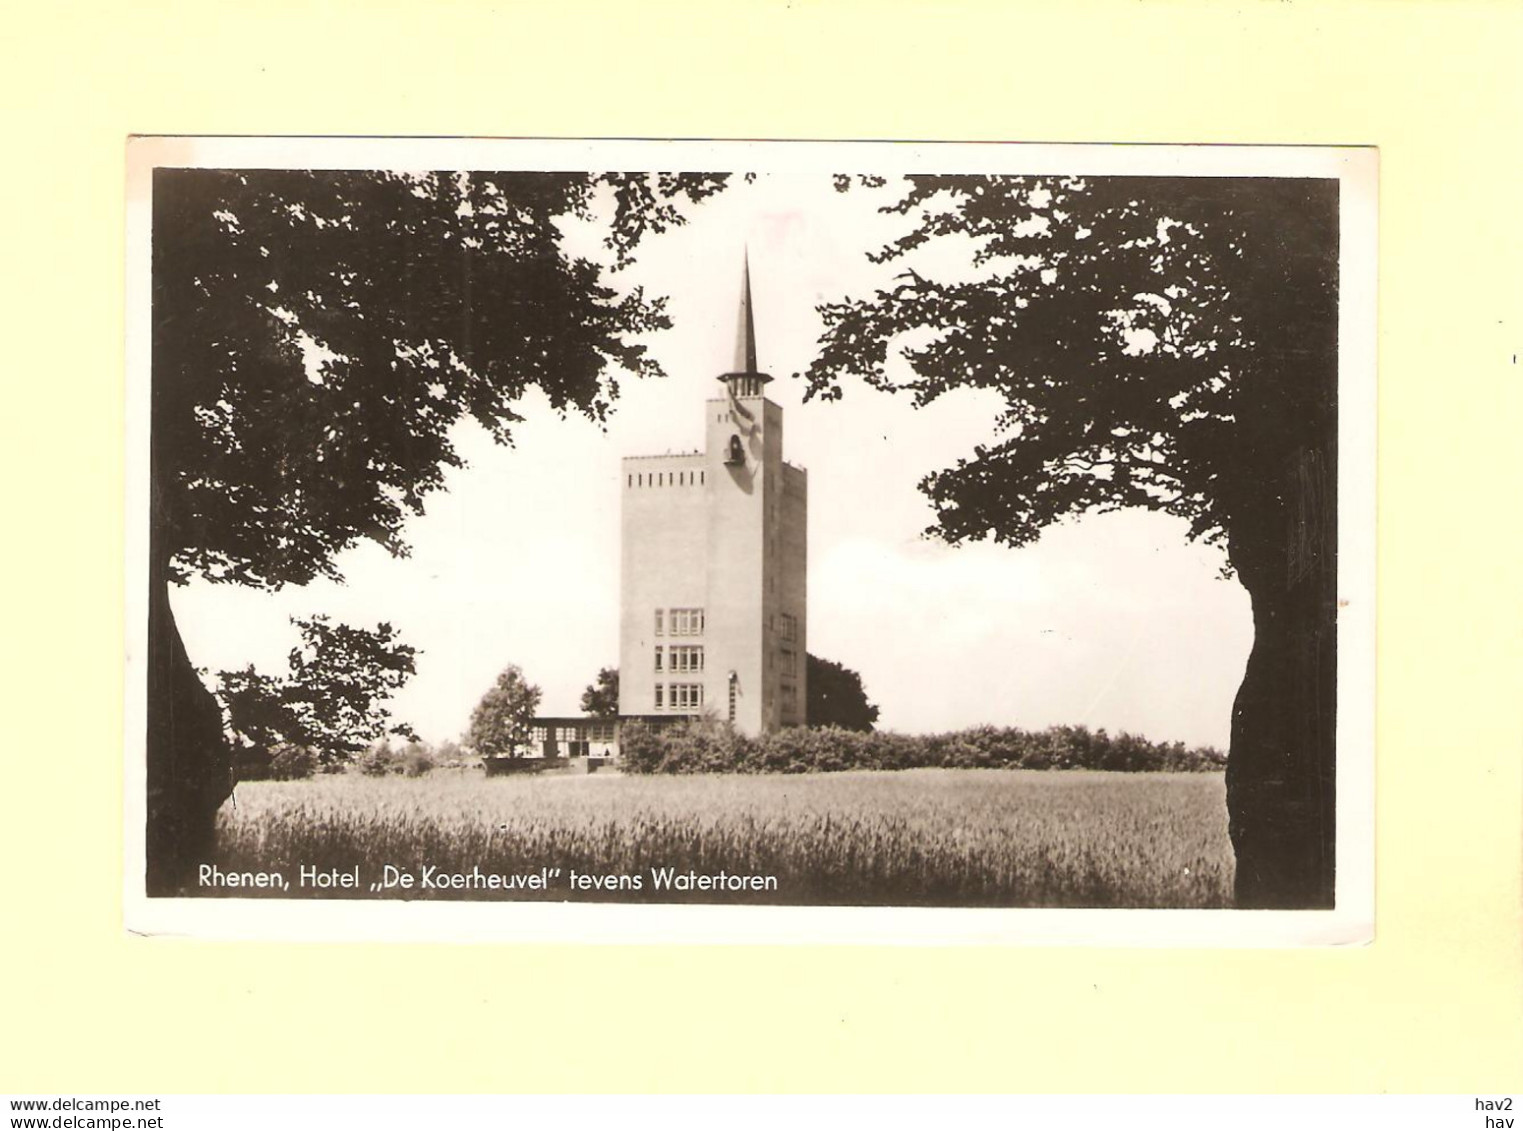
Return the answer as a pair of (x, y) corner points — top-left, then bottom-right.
(125, 138), (1375, 944)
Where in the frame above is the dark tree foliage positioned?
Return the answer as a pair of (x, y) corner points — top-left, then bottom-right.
(153, 169), (727, 588)
(804, 175), (1338, 909)
(580, 667), (620, 719)
(465, 665), (543, 758)
(806, 653), (880, 732)
(218, 616), (418, 773)
(213, 665), (292, 773)
(281, 616), (417, 760)
(621, 720), (1226, 776)
(148, 168), (726, 892)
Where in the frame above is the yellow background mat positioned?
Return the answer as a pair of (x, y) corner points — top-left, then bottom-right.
(3, 0), (1519, 1093)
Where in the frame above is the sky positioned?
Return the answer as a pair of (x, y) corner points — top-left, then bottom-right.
(172, 172), (1253, 750)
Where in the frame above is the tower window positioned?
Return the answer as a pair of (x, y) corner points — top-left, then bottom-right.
(669, 645), (703, 673)
(780, 613), (797, 642)
(654, 646), (663, 672)
(654, 609), (664, 636)
(654, 684), (664, 710)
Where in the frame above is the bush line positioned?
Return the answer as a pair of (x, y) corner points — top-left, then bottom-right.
(620, 720), (1226, 775)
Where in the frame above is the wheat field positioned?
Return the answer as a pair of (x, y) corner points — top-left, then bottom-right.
(211, 768), (1234, 908)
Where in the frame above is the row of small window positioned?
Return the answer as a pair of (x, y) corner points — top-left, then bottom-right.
(530, 723), (616, 743)
(655, 645), (703, 673)
(654, 683), (704, 711)
(656, 608), (704, 637)
(628, 470), (704, 488)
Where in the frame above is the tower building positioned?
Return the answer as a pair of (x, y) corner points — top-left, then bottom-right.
(617, 256), (808, 735)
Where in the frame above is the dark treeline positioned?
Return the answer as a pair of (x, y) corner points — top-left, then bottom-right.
(621, 720), (1226, 776)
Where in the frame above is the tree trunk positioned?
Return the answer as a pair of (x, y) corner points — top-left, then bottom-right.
(1225, 446), (1338, 909)
(145, 540), (233, 897)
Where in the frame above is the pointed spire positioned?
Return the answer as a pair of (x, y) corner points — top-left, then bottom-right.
(733, 248), (759, 375)
(719, 248), (770, 394)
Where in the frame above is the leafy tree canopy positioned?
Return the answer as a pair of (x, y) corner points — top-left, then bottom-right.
(465, 665), (543, 758)
(804, 175), (1337, 581)
(802, 174), (1340, 909)
(153, 168), (729, 589)
(217, 615), (417, 767)
(806, 653), (880, 732)
(148, 166), (725, 891)
(580, 666), (620, 719)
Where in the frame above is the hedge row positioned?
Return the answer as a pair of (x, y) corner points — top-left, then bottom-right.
(234, 738), (467, 781)
(619, 720), (1226, 775)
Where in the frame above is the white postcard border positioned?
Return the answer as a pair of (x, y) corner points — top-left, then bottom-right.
(124, 136), (1377, 946)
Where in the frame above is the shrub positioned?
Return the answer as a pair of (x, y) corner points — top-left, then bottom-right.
(358, 740), (402, 777)
(232, 745), (274, 782)
(268, 743), (318, 781)
(621, 722), (1227, 776)
(401, 741), (435, 778)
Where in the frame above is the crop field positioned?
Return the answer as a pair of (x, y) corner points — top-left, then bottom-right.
(210, 768), (1234, 908)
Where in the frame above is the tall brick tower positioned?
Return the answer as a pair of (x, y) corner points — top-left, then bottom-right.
(618, 254), (808, 735)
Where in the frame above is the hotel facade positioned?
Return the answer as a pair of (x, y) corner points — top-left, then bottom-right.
(617, 259), (808, 736)
(517, 258), (807, 764)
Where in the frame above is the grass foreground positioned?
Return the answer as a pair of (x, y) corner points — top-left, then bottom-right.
(209, 767), (1234, 908)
